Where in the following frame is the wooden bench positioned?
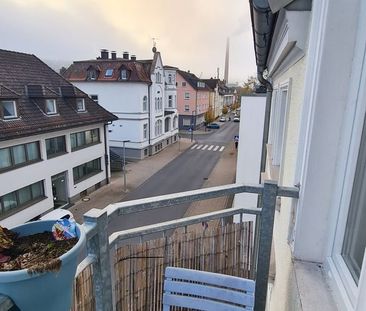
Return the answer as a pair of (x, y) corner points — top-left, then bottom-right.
(162, 267), (255, 311)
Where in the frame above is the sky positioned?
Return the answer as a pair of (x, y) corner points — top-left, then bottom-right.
(1, 0), (257, 85)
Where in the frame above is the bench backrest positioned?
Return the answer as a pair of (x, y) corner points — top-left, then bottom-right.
(163, 267), (255, 311)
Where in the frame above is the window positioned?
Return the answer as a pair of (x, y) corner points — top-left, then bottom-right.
(168, 74), (173, 84)
(341, 118), (366, 283)
(143, 96), (148, 111)
(143, 124), (148, 139)
(70, 128), (100, 151)
(73, 158), (101, 183)
(173, 116), (178, 129)
(1, 100), (17, 119)
(105, 69), (113, 77)
(184, 92), (190, 100)
(197, 81), (205, 88)
(182, 82), (186, 87)
(90, 95), (98, 104)
(156, 72), (162, 83)
(0, 142), (40, 172)
(154, 120), (162, 136)
(87, 69), (98, 80)
(0, 181), (44, 216)
(121, 69), (127, 80)
(76, 98), (86, 112)
(45, 99), (57, 115)
(165, 118), (170, 132)
(168, 95), (173, 107)
(184, 105), (190, 111)
(46, 136), (66, 158)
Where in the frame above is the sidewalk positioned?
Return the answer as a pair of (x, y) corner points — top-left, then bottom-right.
(70, 138), (238, 224)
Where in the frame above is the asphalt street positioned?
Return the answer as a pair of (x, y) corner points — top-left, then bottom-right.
(107, 120), (239, 234)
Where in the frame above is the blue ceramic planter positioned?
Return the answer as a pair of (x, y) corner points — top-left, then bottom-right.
(0, 220), (86, 311)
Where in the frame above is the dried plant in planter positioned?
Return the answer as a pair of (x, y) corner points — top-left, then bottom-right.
(0, 226), (78, 274)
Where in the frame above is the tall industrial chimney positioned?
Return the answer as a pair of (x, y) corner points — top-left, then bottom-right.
(224, 38), (230, 85)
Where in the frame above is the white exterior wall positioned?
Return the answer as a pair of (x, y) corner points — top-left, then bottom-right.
(72, 81), (150, 152)
(267, 57), (307, 311)
(0, 123), (108, 227)
(233, 95), (266, 223)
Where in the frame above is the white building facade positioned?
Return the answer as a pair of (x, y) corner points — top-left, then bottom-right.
(0, 49), (117, 227)
(65, 49), (178, 160)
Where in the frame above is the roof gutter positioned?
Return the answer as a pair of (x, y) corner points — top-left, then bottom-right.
(249, 0), (277, 176)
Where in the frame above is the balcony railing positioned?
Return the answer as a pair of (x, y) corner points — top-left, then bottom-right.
(76, 180), (298, 311)
(0, 181), (298, 311)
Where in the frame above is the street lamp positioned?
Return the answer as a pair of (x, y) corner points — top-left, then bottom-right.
(190, 110), (196, 142)
(122, 140), (130, 192)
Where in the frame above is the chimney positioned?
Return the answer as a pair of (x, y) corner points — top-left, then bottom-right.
(130, 55), (136, 61)
(111, 51), (117, 60)
(123, 51), (129, 60)
(100, 49), (109, 59)
(224, 38), (230, 84)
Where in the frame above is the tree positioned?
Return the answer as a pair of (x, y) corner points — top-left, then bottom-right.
(240, 75), (258, 96)
(204, 106), (215, 124)
(222, 105), (228, 115)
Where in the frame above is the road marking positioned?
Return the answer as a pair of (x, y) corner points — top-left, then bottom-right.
(196, 144), (203, 150)
(208, 145), (214, 150)
(219, 146), (225, 152)
(191, 144), (198, 150)
(213, 146), (219, 151)
(202, 145), (208, 150)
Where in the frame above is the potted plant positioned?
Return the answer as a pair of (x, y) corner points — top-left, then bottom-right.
(0, 220), (85, 311)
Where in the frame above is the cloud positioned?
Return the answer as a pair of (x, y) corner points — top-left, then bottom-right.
(0, 0), (256, 83)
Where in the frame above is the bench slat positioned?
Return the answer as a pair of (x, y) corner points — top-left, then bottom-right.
(163, 293), (254, 311)
(165, 267), (255, 292)
(164, 280), (254, 306)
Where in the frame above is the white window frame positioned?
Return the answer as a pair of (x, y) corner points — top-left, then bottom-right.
(76, 98), (86, 112)
(184, 92), (190, 100)
(143, 123), (148, 139)
(143, 96), (148, 111)
(45, 99), (57, 115)
(184, 104), (189, 111)
(121, 69), (127, 80)
(168, 95), (173, 107)
(271, 80), (291, 167)
(1, 100), (17, 119)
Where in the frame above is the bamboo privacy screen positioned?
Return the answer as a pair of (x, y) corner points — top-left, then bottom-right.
(114, 222), (254, 311)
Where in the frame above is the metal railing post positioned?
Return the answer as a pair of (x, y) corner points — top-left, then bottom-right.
(84, 209), (113, 311)
(254, 180), (278, 311)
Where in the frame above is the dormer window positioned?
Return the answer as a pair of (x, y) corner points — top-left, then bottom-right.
(76, 98), (86, 112)
(87, 69), (98, 80)
(156, 72), (162, 83)
(121, 69), (127, 80)
(168, 74), (172, 84)
(1, 100), (17, 119)
(105, 69), (113, 77)
(45, 99), (57, 115)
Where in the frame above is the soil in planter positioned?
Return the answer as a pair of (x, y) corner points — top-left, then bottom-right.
(0, 231), (78, 274)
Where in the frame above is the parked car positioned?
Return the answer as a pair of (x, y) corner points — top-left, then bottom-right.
(219, 117), (226, 122)
(207, 123), (220, 129)
(233, 117), (240, 122)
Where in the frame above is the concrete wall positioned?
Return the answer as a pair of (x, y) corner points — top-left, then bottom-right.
(233, 95), (266, 223)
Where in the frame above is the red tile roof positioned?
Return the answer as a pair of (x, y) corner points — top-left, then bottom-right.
(63, 59), (151, 83)
(0, 49), (117, 141)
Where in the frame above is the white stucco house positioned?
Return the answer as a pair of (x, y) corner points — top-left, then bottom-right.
(244, 0), (366, 309)
(0, 49), (117, 227)
(64, 49), (179, 161)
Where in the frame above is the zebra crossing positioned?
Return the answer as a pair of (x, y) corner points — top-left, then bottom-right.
(190, 144), (225, 152)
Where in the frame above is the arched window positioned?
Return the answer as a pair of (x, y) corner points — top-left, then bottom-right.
(155, 120), (162, 136)
(143, 96), (148, 111)
(165, 118), (170, 132)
